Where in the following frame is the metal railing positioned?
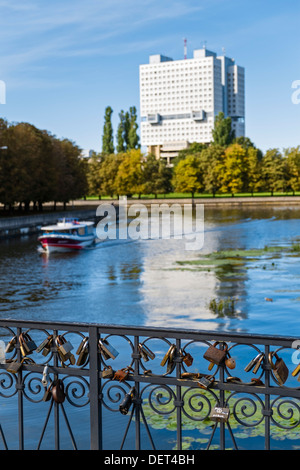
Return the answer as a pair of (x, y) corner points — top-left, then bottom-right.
(0, 318), (300, 450)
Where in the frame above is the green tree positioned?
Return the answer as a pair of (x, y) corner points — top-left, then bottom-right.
(99, 153), (124, 198)
(87, 153), (103, 198)
(116, 110), (126, 153)
(172, 155), (203, 198)
(220, 143), (248, 195)
(127, 106), (140, 150)
(143, 154), (173, 197)
(0, 119), (87, 211)
(0, 123), (57, 211)
(234, 136), (256, 150)
(115, 149), (144, 197)
(173, 142), (208, 165)
(212, 112), (235, 147)
(285, 147), (300, 195)
(199, 145), (225, 196)
(53, 137), (88, 208)
(102, 106), (114, 154)
(246, 146), (263, 195)
(123, 111), (130, 149)
(261, 149), (286, 195)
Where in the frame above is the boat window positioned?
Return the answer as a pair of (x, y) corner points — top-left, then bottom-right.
(87, 226), (94, 234)
(78, 227), (85, 235)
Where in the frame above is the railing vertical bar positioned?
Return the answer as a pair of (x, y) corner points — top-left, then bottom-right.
(53, 329), (60, 450)
(134, 336), (141, 450)
(89, 325), (102, 450)
(264, 344), (271, 450)
(176, 338), (182, 451)
(219, 353), (225, 450)
(17, 327), (24, 450)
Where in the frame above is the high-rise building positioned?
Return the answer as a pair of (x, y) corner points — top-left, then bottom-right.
(139, 47), (245, 164)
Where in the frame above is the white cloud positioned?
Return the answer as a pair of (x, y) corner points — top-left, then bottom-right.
(0, 0), (210, 78)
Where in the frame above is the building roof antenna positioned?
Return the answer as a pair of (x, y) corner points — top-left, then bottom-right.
(203, 40), (207, 50)
(183, 38), (187, 59)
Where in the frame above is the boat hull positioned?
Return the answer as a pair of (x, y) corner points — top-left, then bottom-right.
(38, 235), (95, 253)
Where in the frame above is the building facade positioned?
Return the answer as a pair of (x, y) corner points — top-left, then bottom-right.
(139, 47), (245, 163)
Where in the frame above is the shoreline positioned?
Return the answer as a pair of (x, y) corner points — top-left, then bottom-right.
(73, 195), (300, 206)
(0, 195), (300, 238)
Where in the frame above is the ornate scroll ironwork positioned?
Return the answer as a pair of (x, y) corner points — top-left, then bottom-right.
(0, 319), (300, 450)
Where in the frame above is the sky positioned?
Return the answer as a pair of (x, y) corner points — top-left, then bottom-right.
(0, 0), (300, 154)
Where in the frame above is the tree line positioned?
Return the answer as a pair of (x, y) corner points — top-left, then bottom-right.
(1, 108), (300, 211)
(0, 118), (88, 211)
(88, 111), (300, 199)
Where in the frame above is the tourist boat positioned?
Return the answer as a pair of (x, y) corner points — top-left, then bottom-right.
(38, 218), (96, 253)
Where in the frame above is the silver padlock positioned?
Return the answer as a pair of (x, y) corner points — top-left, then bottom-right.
(197, 375), (215, 390)
(42, 365), (50, 387)
(99, 339), (119, 360)
(56, 336), (74, 356)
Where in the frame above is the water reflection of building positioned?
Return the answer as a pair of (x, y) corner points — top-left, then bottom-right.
(139, 211), (249, 330)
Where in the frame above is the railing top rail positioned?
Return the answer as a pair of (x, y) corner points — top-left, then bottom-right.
(0, 318), (297, 347)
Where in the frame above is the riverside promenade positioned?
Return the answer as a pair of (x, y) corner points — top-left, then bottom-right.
(72, 195), (300, 207)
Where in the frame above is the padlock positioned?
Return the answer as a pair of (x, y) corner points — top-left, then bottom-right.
(51, 379), (66, 404)
(163, 344), (176, 374)
(41, 336), (54, 357)
(56, 336), (75, 365)
(209, 406), (230, 423)
(76, 337), (88, 355)
(36, 335), (53, 354)
(113, 366), (133, 382)
(6, 359), (23, 374)
(138, 343), (155, 362)
(142, 344), (155, 360)
(252, 353), (264, 374)
(181, 372), (201, 379)
(119, 388), (136, 415)
(225, 357), (236, 370)
(180, 349), (194, 367)
(102, 366), (115, 379)
(41, 365), (50, 387)
(268, 352), (289, 385)
(197, 375), (215, 390)
(6, 356), (34, 374)
(203, 341), (228, 366)
(244, 352), (264, 373)
(42, 382), (53, 402)
(76, 339), (89, 366)
(19, 332), (37, 356)
(225, 351), (236, 370)
(56, 335), (74, 356)
(5, 335), (17, 353)
(98, 339), (119, 360)
(160, 344), (176, 367)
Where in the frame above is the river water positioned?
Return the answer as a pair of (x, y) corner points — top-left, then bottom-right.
(0, 204), (300, 337)
(1, 204), (300, 450)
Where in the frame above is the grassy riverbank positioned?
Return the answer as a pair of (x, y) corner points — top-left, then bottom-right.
(84, 191), (300, 200)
